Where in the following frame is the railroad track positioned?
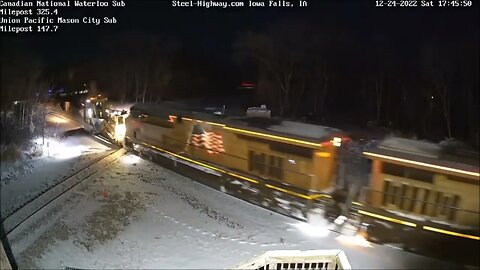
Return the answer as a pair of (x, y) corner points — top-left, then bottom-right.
(49, 111), (118, 146)
(134, 144), (339, 224)
(48, 110), (84, 125)
(1, 148), (126, 239)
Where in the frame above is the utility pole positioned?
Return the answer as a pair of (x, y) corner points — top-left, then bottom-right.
(42, 102), (46, 145)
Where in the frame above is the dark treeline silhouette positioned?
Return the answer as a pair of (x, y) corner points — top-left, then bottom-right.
(1, 38), (50, 149)
(1, 15), (478, 148)
(232, 20), (478, 147)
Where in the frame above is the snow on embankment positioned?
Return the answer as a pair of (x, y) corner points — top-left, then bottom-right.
(1, 133), (111, 218)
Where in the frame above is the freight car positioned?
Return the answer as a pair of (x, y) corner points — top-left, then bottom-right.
(124, 102), (347, 210)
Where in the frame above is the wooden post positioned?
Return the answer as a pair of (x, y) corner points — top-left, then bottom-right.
(0, 241), (12, 270)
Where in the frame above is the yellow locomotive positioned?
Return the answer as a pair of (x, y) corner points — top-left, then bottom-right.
(124, 102), (346, 198)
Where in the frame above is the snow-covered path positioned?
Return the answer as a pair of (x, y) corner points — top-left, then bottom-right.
(8, 153), (455, 269)
(1, 113), (112, 218)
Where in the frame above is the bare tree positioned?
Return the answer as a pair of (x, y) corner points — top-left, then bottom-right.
(1, 39), (48, 146)
(363, 36), (393, 125)
(233, 21), (314, 116)
(147, 38), (179, 102)
(421, 43), (457, 138)
(309, 61), (329, 120)
(99, 33), (178, 104)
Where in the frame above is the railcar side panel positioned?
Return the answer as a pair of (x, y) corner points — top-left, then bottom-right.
(126, 109), (339, 194)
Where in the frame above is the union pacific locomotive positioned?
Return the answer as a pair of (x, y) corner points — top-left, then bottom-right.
(123, 102), (480, 257)
(124, 102), (346, 202)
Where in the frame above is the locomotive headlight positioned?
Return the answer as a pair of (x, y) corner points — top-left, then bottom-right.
(115, 124), (126, 140)
(332, 137), (342, 147)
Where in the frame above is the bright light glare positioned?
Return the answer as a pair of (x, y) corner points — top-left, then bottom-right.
(34, 137), (44, 145)
(121, 154), (142, 165)
(291, 222), (330, 238)
(336, 234), (372, 248)
(46, 115), (68, 124)
(55, 145), (83, 159)
(334, 215), (347, 226)
(331, 136), (342, 147)
(39, 139), (84, 159)
(34, 137), (106, 160)
(115, 124), (126, 141)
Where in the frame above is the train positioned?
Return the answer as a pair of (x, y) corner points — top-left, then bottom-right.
(78, 96), (480, 266)
(81, 95), (129, 144)
(123, 102), (348, 207)
(121, 101), (479, 265)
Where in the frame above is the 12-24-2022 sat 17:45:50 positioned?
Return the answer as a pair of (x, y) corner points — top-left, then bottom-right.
(375, 0), (473, 7)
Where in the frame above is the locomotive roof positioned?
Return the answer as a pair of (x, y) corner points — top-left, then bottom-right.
(130, 102), (342, 143)
(365, 137), (479, 176)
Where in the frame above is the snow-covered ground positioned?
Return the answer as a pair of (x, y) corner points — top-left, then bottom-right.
(8, 153), (456, 269)
(1, 113), (113, 218)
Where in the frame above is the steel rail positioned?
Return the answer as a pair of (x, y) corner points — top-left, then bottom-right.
(1, 149), (125, 239)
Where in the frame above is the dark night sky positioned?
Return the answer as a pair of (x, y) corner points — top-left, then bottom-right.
(5, 0), (477, 66)
(1, 0), (478, 142)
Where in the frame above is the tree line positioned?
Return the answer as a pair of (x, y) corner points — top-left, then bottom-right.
(1, 38), (50, 148)
(1, 20), (478, 148)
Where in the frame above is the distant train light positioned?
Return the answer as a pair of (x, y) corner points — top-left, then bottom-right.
(86, 99), (90, 103)
(288, 159), (296, 165)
